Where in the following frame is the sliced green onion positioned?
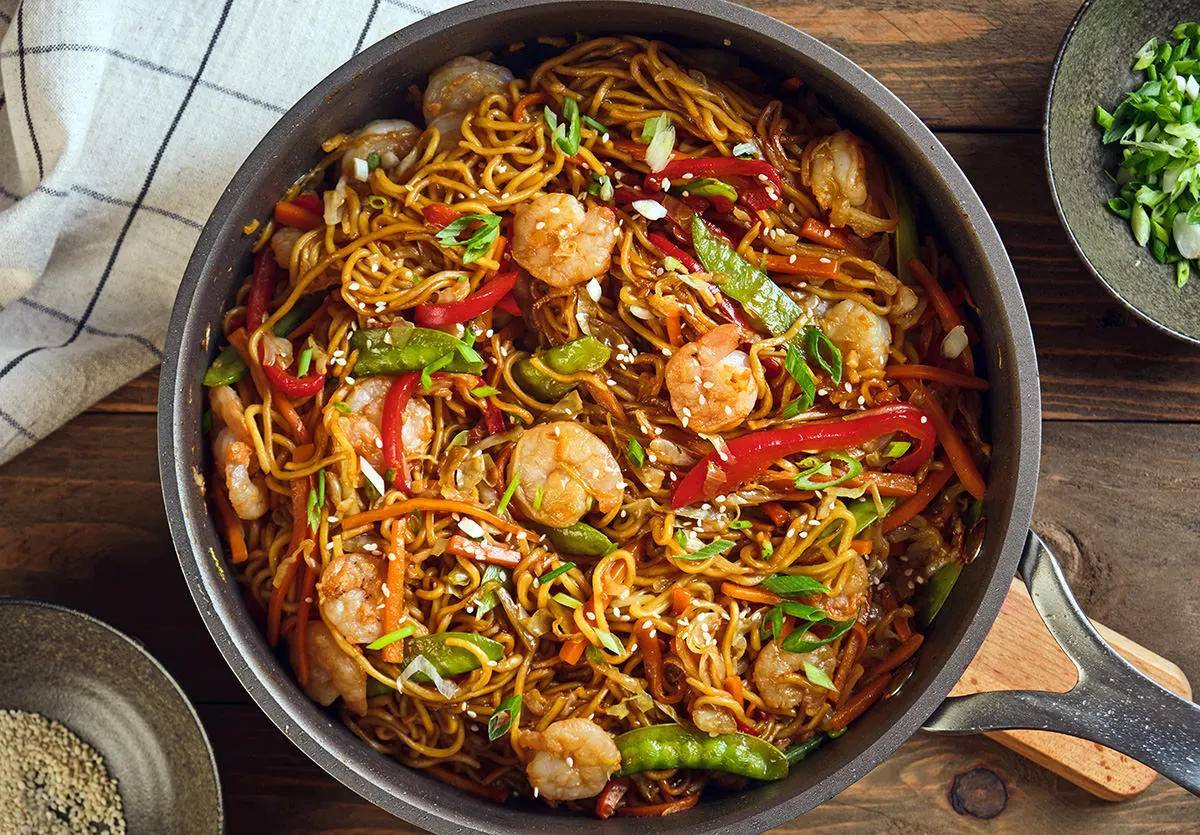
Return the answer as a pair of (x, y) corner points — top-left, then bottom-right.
(305, 487), (320, 532)
(333, 401), (352, 414)
(296, 346), (314, 377)
(803, 661), (837, 691)
(781, 397), (805, 419)
(728, 520), (752, 530)
(805, 326), (842, 383)
(582, 114), (608, 135)
(588, 173), (614, 202)
(471, 385), (500, 397)
(435, 213), (502, 264)
(640, 114), (671, 142)
(366, 195), (389, 210)
(674, 529), (688, 547)
(783, 344), (815, 411)
(662, 256), (686, 273)
(366, 151), (381, 170)
(883, 441), (912, 458)
(532, 484), (544, 512)
(626, 438), (645, 467)
(595, 629), (625, 655)
(683, 177), (737, 203)
(1094, 105), (1115, 131)
(552, 592), (582, 609)
(1179, 260), (1192, 287)
(535, 562), (576, 586)
(496, 469), (520, 516)
(367, 624), (416, 650)
(793, 453), (863, 490)
(644, 116), (676, 173)
(487, 694), (522, 741)
(760, 573), (832, 597)
(421, 353), (454, 391)
(676, 539), (736, 561)
(781, 618), (855, 653)
(316, 468), (326, 507)
(473, 565), (508, 617)
(760, 540), (774, 559)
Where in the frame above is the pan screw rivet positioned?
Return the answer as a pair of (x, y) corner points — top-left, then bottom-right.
(949, 767), (1007, 819)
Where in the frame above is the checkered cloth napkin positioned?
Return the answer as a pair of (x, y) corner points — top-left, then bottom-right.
(0, 0), (459, 463)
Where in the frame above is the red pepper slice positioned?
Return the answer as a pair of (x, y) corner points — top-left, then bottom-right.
(261, 358), (326, 398)
(495, 293), (521, 316)
(423, 204), (463, 228)
(645, 158), (784, 199)
(291, 192), (322, 215)
(670, 403), (936, 508)
(245, 248), (277, 333)
(646, 232), (701, 272)
(413, 271), (518, 327)
(483, 398), (506, 434)
(739, 184), (781, 211)
(381, 372), (420, 494)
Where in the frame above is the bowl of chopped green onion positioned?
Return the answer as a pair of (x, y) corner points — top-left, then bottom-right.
(1046, 0), (1200, 344)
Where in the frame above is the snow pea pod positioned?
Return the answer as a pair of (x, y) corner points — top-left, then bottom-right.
(512, 336), (610, 401)
(615, 724), (788, 781)
(541, 521), (616, 556)
(351, 325), (484, 377)
(402, 632), (503, 682)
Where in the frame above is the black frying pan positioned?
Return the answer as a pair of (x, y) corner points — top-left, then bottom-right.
(158, 1), (1200, 831)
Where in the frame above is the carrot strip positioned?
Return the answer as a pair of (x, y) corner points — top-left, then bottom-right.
(724, 675), (744, 706)
(825, 672), (890, 732)
(885, 363), (989, 391)
(512, 92), (548, 121)
(617, 793), (700, 817)
(670, 586), (692, 615)
(720, 582), (781, 606)
(849, 539), (873, 555)
(876, 633), (924, 675)
(341, 498), (529, 537)
(881, 462), (955, 533)
(268, 477), (310, 645)
(833, 623), (868, 693)
(426, 767), (508, 804)
(799, 217), (851, 249)
(274, 200), (323, 231)
(211, 484), (248, 564)
(382, 521), (408, 663)
(636, 620), (678, 704)
(559, 636), (587, 665)
(446, 534), (522, 568)
(756, 252), (840, 278)
(665, 310), (683, 347)
(908, 386), (986, 500)
(293, 561), (318, 685)
(761, 502), (789, 527)
(908, 258), (962, 333)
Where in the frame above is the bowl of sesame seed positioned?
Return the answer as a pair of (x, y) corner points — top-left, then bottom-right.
(0, 600), (222, 834)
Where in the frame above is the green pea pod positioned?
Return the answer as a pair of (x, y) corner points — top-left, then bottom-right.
(783, 733), (826, 765)
(203, 292), (324, 387)
(918, 562), (962, 627)
(402, 632), (504, 681)
(351, 326), (484, 377)
(616, 724), (789, 781)
(511, 336), (610, 401)
(890, 170), (918, 285)
(541, 522), (616, 556)
(691, 215), (804, 340)
(847, 496), (897, 534)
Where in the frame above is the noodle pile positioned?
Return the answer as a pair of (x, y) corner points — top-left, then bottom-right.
(204, 36), (989, 817)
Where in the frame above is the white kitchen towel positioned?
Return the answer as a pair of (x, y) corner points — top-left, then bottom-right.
(0, 0), (460, 463)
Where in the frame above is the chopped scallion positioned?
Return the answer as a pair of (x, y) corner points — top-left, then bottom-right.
(535, 562), (576, 586)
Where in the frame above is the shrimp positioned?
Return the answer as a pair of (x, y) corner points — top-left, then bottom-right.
(318, 552), (386, 644)
(508, 421), (624, 528)
(811, 554), (870, 622)
(523, 718), (621, 801)
(210, 385), (249, 442)
(512, 193), (618, 288)
(338, 378), (434, 470)
(340, 119), (422, 181)
(423, 56), (514, 149)
(821, 299), (892, 372)
(664, 323), (757, 433)
(210, 386), (268, 519)
(800, 130), (897, 237)
(270, 225), (304, 269)
(752, 639), (838, 714)
(290, 620), (369, 715)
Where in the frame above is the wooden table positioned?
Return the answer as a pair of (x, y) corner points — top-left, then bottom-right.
(2, 0), (1198, 830)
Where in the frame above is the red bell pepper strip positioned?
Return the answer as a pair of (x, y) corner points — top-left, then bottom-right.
(261, 358), (326, 398)
(495, 293), (521, 316)
(646, 232), (701, 272)
(245, 248), (277, 333)
(381, 372), (420, 493)
(739, 184), (781, 211)
(483, 398), (506, 434)
(423, 204), (463, 228)
(413, 271), (518, 327)
(669, 403), (936, 508)
(291, 192), (322, 215)
(644, 158), (785, 199)
(274, 197), (323, 230)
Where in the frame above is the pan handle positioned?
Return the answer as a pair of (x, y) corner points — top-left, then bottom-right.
(923, 530), (1200, 797)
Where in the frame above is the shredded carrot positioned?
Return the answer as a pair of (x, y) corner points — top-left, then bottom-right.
(512, 91), (548, 121)
(617, 792), (700, 816)
(881, 461), (955, 533)
(489, 233), (507, 266)
(799, 217), (851, 249)
(268, 477), (310, 645)
(665, 309), (683, 347)
(381, 521), (408, 663)
(724, 675), (744, 706)
(720, 581), (781, 606)
(427, 766), (508, 804)
(826, 672), (890, 732)
(273, 199), (323, 231)
(211, 484), (248, 564)
(445, 534), (522, 568)
(670, 586), (693, 615)
(293, 561), (319, 685)
(757, 252), (840, 278)
(885, 363), (989, 391)
(636, 620), (678, 704)
(893, 611), (913, 642)
(833, 623), (869, 693)
(761, 502), (789, 527)
(908, 258), (962, 333)
(341, 498), (529, 537)
(876, 633), (924, 675)
(559, 636), (587, 665)
(908, 385), (986, 500)
(849, 538), (873, 556)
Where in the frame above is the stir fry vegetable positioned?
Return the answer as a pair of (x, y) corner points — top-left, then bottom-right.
(511, 336), (611, 401)
(351, 325), (484, 377)
(402, 632), (504, 681)
(615, 724), (788, 781)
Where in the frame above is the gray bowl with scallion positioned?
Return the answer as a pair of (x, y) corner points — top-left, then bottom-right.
(1047, 0), (1200, 344)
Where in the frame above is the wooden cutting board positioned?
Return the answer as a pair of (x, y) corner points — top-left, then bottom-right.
(950, 578), (1193, 801)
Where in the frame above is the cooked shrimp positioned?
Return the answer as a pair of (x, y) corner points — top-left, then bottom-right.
(318, 552), (386, 644)
(821, 299), (892, 372)
(812, 554), (870, 622)
(752, 639), (838, 714)
(664, 323), (757, 433)
(340, 119), (422, 181)
(338, 378), (434, 470)
(291, 619), (369, 715)
(423, 56), (514, 148)
(210, 385), (249, 441)
(508, 421), (624, 528)
(213, 428), (268, 520)
(512, 193), (618, 288)
(270, 225), (304, 269)
(692, 703), (738, 735)
(800, 130), (897, 237)
(523, 718), (621, 801)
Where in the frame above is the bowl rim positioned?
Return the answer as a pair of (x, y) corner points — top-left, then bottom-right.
(159, 0), (1040, 831)
(0, 597), (225, 833)
(1043, 0), (1200, 347)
